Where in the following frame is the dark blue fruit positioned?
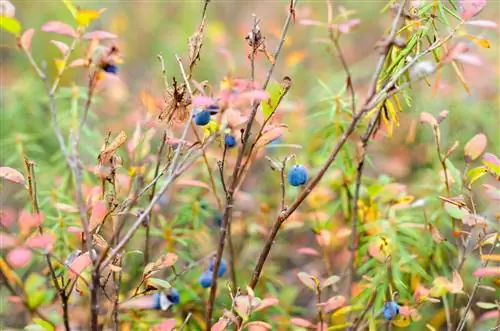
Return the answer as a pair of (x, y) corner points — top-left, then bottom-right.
(166, 288), (180, 304)
(206, 104), (219, 115)
(194, 109), (211, 126)
(199, 270), (213, 288)
(152, 292), (162, 310)
(224, 134), (237, 148)
(209, 258), (227, 277)
(288, 165), (308, 186)
(102, 64), (118, 74)
(383, 301), (400, 320)
(213, 212), (222, 227)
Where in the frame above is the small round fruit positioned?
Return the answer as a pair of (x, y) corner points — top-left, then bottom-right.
(288, 165), (308, 186)
(166, 288), (180, 305)
(383, 301), (400, 320)
(198, 270), (213, 288)
(194, 109), (211, 126)
(209, 258), (227, 277)
(224, 134), (237, 148)
(102, 64), (118, 74)
(213, 212), (223, 227)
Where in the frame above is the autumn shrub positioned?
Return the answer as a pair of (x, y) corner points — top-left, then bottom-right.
(0, 0), (498, 330)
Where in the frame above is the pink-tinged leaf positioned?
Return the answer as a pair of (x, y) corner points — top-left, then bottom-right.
(68, 251), (91, 278)
(483, 184), (500, 200)
(0, 208), (16, 228)
(7, 247), (32, 268)
(192, 95), (217, 108)
(0, 166), (25, 185)
(0, 0), (16, 18)
(297, 271), (317, 290)
(296, 247), (320, 256)
(437, 110), (449, 124)
(483, 153), (500, 167)
(7, 296), (22, 304)
(444, 42), (469, 63)
(151, 319), (176, 331)
(479, 310), (500, 321)
(89, 200), (107, 232)
(25, 234), (54, 251)
(177, 179), (211, 191)
(50, 40), (69, 56)
(238, 90), (269, 102)
(255, 125), (288, 149)
(41, 21), (77, 37)
(254, 297), (279, 311)
(20, 28), (35, 51)
(462, 213), (488, 226)
(68, 58), (87, 68)
(473, 267), (500, 277)
(464, 133), (487, 162)
(460, 0), (487, 20)
(18, 211), (44, 234)
(430, 224), (445, 243)
(448, 270), (464, 293)
(246, 321), (272, 330)
(419, 112), (437, 127)
(54, 203), (79, 213)
(466, 20), (497, 29)
(68, 226), (83, 234)
(414, 284), (430, 303)
(454, 53), (482, 67)
(321, 295), (346, 313)
(290, 317), (315, 329)
(143, 253), (179, 278)
(211, 319), (229, 331)
(0, 232), (17, 249)
(83, 30), (117, 40)
(339, 19), (361, 34)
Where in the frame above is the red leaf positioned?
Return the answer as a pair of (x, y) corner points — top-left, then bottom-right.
(464, 133), (487, 162)
(20, 28), (35, 51)
(151, 319), (176, 331)
(246, 321), (272, 330)
(321, 295), (346, 313)
(83, 30), (118, 40)
(0, 232), (17, 249)
(25, 234), (54, 251)
(7, 247), (32, 268)
(0, 166), (25, 184)
(89, 200), (107, 232)
(254, 297), (279, 311)
(473, 267), (500, 277)
(41, 21), (77, 37)
(68, 58), (87, 68)
(296, 247), (320, 256)
(68, 252), (92, 278)
(211, 319), (229, 331)
(460, 0), (487, 20)
(50, 40), (69, 55)
(18, 211), (44, 234)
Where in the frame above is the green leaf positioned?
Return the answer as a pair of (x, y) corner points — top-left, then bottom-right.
(466, 166), (488, 184)
(0, 16), (22, 36)
(476, 301), (497, 310)
(444, 202), (466, 219)
(147, 277), (172, 290)
(261, 80), (287, 120)
(24, 325), (47, 331)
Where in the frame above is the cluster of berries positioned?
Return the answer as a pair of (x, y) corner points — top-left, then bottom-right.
(194, 106), (237, 148)
(198, 258), (227, 288)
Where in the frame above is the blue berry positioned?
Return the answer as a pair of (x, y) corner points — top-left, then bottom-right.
(206, 104), (219, 115)
(102, 64), (118, 74)
(224, 134), (237, 148)
(288, 165), (308, 186)
(383, 301), (400, 320)
(194, 109), (211, 126)
(199, 270), (213, 288)
(209, 258), (227, 277)
(152, 292), (162, 310)
(213, 212), (222, 227)
(166, 288), (180, 305)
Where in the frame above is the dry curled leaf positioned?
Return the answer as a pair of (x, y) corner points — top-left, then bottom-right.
(143, 253), (178, 279)
(0, 166), (25, 185)
(98, 131), (127, 164)
(188, 17), (205, 73)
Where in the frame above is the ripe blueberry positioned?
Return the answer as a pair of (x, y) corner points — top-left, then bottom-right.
(288, 165), (308, 186)
(383, 301), (400, 320)
(198, 270), (213, 288)
(102, 64), (118, 74)
(213, 212), (222, 227)
(224, 134), (237, 148)
(166, 288), (180, 304)
(194, 109), (211, 126)
(209, 258), (227, 277)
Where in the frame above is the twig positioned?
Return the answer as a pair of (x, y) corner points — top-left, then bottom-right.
(205, 2), (298, 327)
(456, 237), (499, 331)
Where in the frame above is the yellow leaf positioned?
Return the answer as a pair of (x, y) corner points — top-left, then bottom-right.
(466, 35), (490, 48)
(62, 0), (77, 18)
(77, 8), (105, 28)
(481, 254), (500, 262)
(0, 257), (21, 286)
(451, 61), (470, 94)
(204, 119), (220, 139)
(331, 304), (363, 317)
(0, 16), (21, 36)
(54, 59), (66, 74)
(392, 315), (411, 328)
(285, 50), (306, 67)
